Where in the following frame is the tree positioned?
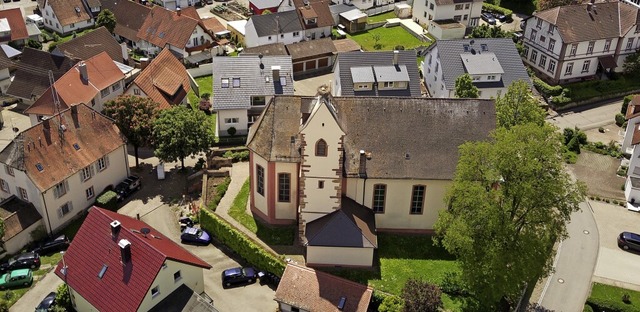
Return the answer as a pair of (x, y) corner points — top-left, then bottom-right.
(26, 39), (42, 50)
(104, 95), (160, 168)
(470, 24), (509, 38)
(401, 279), (443, 312)
(454, 74), (479, 98)
(495, 80), (546, 129)
(623, 50), (640, 77)
(537, 0), (573, 11)
(96, 9), (117, 33)
(434, 123), (586, 308)
(152, 106), (215, 168)
(55, 284), (72, 311)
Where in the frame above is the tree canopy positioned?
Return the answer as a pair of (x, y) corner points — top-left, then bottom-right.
(96, 9), (117, 33)
(401, 279), (443, 312)
(470, 24), (510, 39)
(454, 74), (479, 98)
(537, 0), (573, 11)
(624, 50), (640, 77)
(496, 80), (546, 129)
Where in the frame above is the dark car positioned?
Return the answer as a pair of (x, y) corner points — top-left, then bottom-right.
(115, 175), (141, 202)
(31, 235), (69, 255)
(618, 231), (640, 252)
(0, 252), (40, 274)
(180, 227), (211, 245)
(495, 13), (507, 23)
(35, 292), (57, 312)
(221, 267), (257, 288)
(481, 12), (496, 25)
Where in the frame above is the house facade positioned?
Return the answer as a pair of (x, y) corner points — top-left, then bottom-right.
(0, 196), (42, 255)
(39, 0), (96, 35)
(412, 0), (483, 29)
(0, 8), (30, 47)
(154, 0), (197, 10)
(623, 95), (640, 207)
(521, 1), (640, 85)
(250, 0), (282, 15)
(244, 11), (305, 48)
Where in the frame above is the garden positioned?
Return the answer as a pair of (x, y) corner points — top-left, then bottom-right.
(585, 283), (640, 311)
(346, 24), (431, 52)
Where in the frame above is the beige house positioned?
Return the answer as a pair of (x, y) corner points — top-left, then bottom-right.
(247, 91), (496, 266)
(0, 196), (42, 255)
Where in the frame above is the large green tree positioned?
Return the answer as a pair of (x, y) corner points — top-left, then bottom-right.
(104, 95), (159, 168)
(152, 106), (215, 168)
(96, 9), (117, 33)
(454, 73), (479, 98)
(434, 123), (586, 307)
(537, 0), (573, 11)
(496, 80), (546, 129)
(470, 24), (509, 39)
(623, 50), (640, 77)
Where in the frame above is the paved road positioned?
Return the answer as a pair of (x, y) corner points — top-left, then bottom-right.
(10, 269), (63, 312)
(547, 98), (623, 131)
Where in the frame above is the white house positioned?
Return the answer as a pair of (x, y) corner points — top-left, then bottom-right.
(244, 10), (305, 48)
(623, 95), (640, 208)
(39, 0), (96, 35)
(412, 0), (483, 29)
(154, 0), (197, 10)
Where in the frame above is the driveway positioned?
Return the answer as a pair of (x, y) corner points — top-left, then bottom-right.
(10, 270), (63, 312)
(547, 98), (623, 131)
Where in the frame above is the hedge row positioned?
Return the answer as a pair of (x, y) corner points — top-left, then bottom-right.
(200, 208), (286, 276)
(533, 76), (563, 98)
(586, 297), (640, 312)
(482, 3), (513, 22)
(95, 191), (118, 211)
(208, 176), (231, 211)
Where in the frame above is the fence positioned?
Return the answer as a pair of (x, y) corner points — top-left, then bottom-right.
(364, 1), (407, 16)
(187, 63), (213, 78)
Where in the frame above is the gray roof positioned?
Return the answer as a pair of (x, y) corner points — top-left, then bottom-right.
(243, 43), (288, 56)
(285, 37), (336, 60)
(374, 65), (409, 82)
(433, 38), (532, 90)
(329, 3), (356, 15)
(336, 50), (421, 97)
(351, 67), (374, 83)
(250, 10), (303, 37)
(212, 55), (295, 110)
(251, 0), (282, 9)
(460, 53), (504, 75)
(305, 197), (377, 248)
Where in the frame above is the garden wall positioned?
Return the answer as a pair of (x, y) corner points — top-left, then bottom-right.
(187, 64), (213, 78)
(554, 89), (640, 111)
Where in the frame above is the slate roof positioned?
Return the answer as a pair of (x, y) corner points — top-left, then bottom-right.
(433, 38), (531, 91)
(137, 6), (200, 50)
(0, 196), (41, 241)
(0, 8), (28, 41)
(306, 197), (377, 248)
(0, 104), (124, 191)
(212, 55), (294, 110)
(54, 27), (124, 62)
(285, 37), (336, 60)
(100, 0), (151, 42)
(6, 48), (76, 100)
(129, 48), (191, 110)
(336, 50), (420, 97)
(243, 43), (288, 56)
(275, 264), (373, 312)
(54, 207), (211, 312)
(46, 0), (92, 27)
(250, 10), (302, 37)
(534, 1), (640, 43)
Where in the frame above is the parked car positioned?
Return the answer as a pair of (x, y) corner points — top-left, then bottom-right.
(0, 252), (40, 274)
(221, 267), (257, 288)
(180, 227), (211, 245)
(0, 269), (33, 290)
(618, 231), (640, 252)
(481, 12), (496, 25)
(115, 175), (141, 202)
(31, 235), (69, 255)
(35, 292), (57, 312)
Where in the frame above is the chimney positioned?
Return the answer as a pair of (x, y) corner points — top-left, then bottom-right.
(271, 65), (281, 83)
(110, 220), (121, 239)
(118, 239), (131, 264)
(176, 7), (181, 16)
(587, 2), (593, 11)
(140, 58), (149, 70)
(71, 105), (78, 116)
(392, 50), (399, 66)
(358, 150), (366, 177)
(42, 117), (50, 130)
(78, 61), (88, 82)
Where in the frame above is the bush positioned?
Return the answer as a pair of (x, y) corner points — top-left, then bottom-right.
(567, 136), (581, 154)
(599, 127), (605, 133)
(616, 113), (627, 127)
(482, 3), (513, 22)
(622, 94), (635, 114)
(200, 208), (286, 275)
(394, 45), (405, 50)
(223, 150), (250, 162)
(208, 176), (231, 211)
(533, 77), (563, 98)
(378, 293), (404, 312)
(95, 190), (118, 211)
(47, 41), (58, 52)
(401, 279), (443, 312)
(440, 271), (469, 296)
(587, 296), (640, 312)
(583, 305), (594, 312)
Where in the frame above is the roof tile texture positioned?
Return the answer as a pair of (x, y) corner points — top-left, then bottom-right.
(47, 0), (92, 27)
(137, 6), (199, 50)
(55, 27), (124, 62)
(0, 8), (28, 41)
(100, 0), (151, 41)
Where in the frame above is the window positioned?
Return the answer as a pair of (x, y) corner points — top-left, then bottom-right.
(435, 62), (439, 73)
(278, 173), (290, 202)
(174, 271), (182, 283)
(428, 55), (432, 65)
(0, 179), (8, 193)
(372, 184), (386, 213)
(565, 62), (573, 75)
(570, 44), (577, 56)
(86, 186), (94, 200)
(18, 187), (27, 201)
(429, 2), (433, 10)
(111, 82), (121, 92)
(587, 41), (594, 54)
(530, 50), (537, 63)
(318, 180), (324, 189)
(453, 15), (461, 22)
(251, 96), (266, 106)
(315, 139), (327, 157)
(5, 165), (13, 176)
(536, 18), (542, 29)
(464, 3), (470, 9)
(97, 156), (108, 171)
(454, 4), (463, 10)
(151, 286), (160, 298)
(70, 23), (75, 28)
(256, 165), (264, 196)
(523, 46), (529, 58)
(410, 185), (425, 214)
(383, 81), (395, 88)
(487, 75), (496, 80)
(539, 55), (546, 68)
(582, 60), (590, 73)
(232, 78), (240, 87)
(627, 38), (635, 50)
(221, 78), (229, 88)
(604, 39), (611, 52)
(548, 39), (555, 51)
(463, 14), (468, 21)
(530, 29), (537, 41)
(539, 35), (546, 43)
(101, 88), (110, 98)
(54, 181), (67, 198)
(224, 118), (239, 124)
(548, 60), (556, 73)
(548, 24), (554, 34)
(58, 202), (73, 218)
(293, 31), (299, 36)
(423, 12), (427, 18)
(80, 166), (93, 181)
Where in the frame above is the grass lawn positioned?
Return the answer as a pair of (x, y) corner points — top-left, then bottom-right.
(587, 283), (640, 308)
(228, 178), (295, 245)
(348, 26), (428, 51)
(187, 75), (217, 134)
(57, 29), (94, 44)
(367, 11), (397, 23)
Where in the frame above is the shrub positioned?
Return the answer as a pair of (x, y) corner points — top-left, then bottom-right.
(95, 190), (118, 211)
(616, 113), (627, 127)
(394, 45), (405, 50)
(223, 150), (250, 162)
(622, 95), (635, 114)
(533, 77), (563, 98)
(622, 293), (631, 304)
(208, 176), (231, 211)
(401, 279), (443, 312)
(440, 271), (469, 296)
(605, 199), (611, 203)
(583, 304), (594, 312)
(595, 196), (601, 201)
(482, 3), (513, 22)
(0, 301), (7, 312)
(567, 136), (581, 154)
(379, 293), (404, 312)
(599, 127), (605, 133)
(47, 41), (58, 52)
(587, 296), (640, 312)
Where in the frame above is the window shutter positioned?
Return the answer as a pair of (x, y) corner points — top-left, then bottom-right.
(90, 165), (95, 177)
(53, 187), (59, 199)
(68, 201), (74, 212)
(105, 155), (110, 168)
(79, 171), (84, 183)
(57, 207), (63, 218)
(65, 180), (69, 193)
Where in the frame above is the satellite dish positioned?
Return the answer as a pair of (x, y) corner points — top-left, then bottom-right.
(141, 228), (151, 237)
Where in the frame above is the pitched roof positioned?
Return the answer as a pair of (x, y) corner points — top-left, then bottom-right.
(306, 197), (377, 247)
(0, 196), (41, 241)
(100, 0), (151, 41)
(129, 48), (191, 110)
(293, 0), (333, 28)
(275, 264), (373, 312)
(250, 10), (303, 37)
(0, 8), (28, 41)
(201, 17), (226, 35)
(626, 95), (640, 120)
(285, 37), (336, 60)
(434, 38), (531, 90)
(252, 0), (282, 9)
(535, 1), (640, 43)
(212, 55), (294, 110)
(243, 42), (288, 56)
(55, 27), (124, 62)
(336, 50), (421, 97)
(46, 0), (92, 27)
(180, 6), (201, 20)
(332, 38), (361, 53)
(25, 52), (124, 116)
(54, 207), (211, 312)
(137, 6), (200, 50)
(6, 48), (76, 100)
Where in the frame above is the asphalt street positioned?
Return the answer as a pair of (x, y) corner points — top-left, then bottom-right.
(547, 98), (623, 131)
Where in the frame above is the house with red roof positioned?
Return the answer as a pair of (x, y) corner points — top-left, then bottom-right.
(0, 8), (30, 46)
(55, 207), (214, 312)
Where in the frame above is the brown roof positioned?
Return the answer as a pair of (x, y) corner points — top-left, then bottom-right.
(293, 0), (333, 28)
(6, 48), (76, 100)
(46, 0), (92, 27)
(286, 37), (336, 60)
(626, 95), (640, 120)
(0, 196), (41, 241)
(0, 104), (125, 191)
(179, 6), (201, 20)
(25, 52), (124, 116)
(332, 39), (361, 53)
(55, 27), (124, 62)
(0, 8), (28, 41)
(243, 43), (288, 56)
(633, 123), (640, 145)
(535, 1), (640, 43)
(275, 264), (373, 312)
(201, 17), (226, 35)
(100, 0), (151, 42)
(137, 6), (200, 50)
(128, 48), (190, 109)
(305, 197), (377, 248)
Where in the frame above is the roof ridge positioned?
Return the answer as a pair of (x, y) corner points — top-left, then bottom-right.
(286, 263), (373, 289)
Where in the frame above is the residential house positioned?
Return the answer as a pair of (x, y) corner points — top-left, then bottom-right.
(39, 0), (96, 35)
(244, 10), (305, 48)
(274, 264), (373, 312)
(0, 45), (19, 96)
(227, 20), (247, 47)
(333, 0), (395, 11)
(250, 0), (282, 15)
(338, 9), (367, 34)
(6, 48), (76, 105)
(100, 0), (151, 47)
(412, 0), (483, 29)
(332, 50), (421, 97)
(53, 27), (128, 63)
(0, 8), (30, 47)
(422, 38), (532, 99)
(246, 93), (496, 266)
(212, 55), (294, 137)
(0, 104), (129, 235)
(521, 1), (640, 85)
(54, 207), (213, 312)
(0, 196), (42, 255)
(154, 0), (197, 11)
(279, 0), (334, 41)
(286, 37), (336, 78)
(24, 52), (126, 125)
(623, 95), (640, 207)
(124, 48), (193, 110)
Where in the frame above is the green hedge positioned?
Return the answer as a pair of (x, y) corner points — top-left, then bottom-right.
(533, 77), (563, 98)
(95, 191), (118, 211)
(482, 3), (513, 22)
(208, 176), (231, 211)
(586, 297), (640, 312)
(200, 208), (286, 276)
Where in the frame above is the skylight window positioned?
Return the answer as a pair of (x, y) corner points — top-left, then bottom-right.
(73, 143), (80, 151)
(232, 78), (241, 88)
(463, 44), (469, 52)
(221, 78), (229, 88)
(481, 44), (488, 51)
(98, 264), (108, 279)
(36, 163), (44, 172)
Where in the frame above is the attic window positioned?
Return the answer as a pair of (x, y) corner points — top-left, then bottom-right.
(73, 143), (80, 151)
(481, 44), (488, 51)
(463, 44), (469, 52)
(232, 78), (241, 88)
(221, 78), (229, 88)
(338, 296), (347, 310)
(36, 163), (44, 172)
(158, 32), (166, 38)
(98, 264), (108, 279)
(404, 153), (410, 160)
(75, 7), (81, 13)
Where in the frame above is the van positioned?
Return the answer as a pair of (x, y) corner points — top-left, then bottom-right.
(26, 14), (43, 27)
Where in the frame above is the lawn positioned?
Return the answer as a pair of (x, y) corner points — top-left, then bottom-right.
(228, 178), (295, 245)
(187, 75), (217, 134)
(348, 26), (429, 51)
(586, 283), (640, 310)
(367, 11), (397, 23)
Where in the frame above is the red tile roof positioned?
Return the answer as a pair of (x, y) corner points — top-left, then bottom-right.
(137, 6), (200, 50)
(46, 0), (92, 27)
(0, 8), (28, 41)
(626, 95), (640, 120)
(201, 17), (226, 36)
(55, 207), (210, 312)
